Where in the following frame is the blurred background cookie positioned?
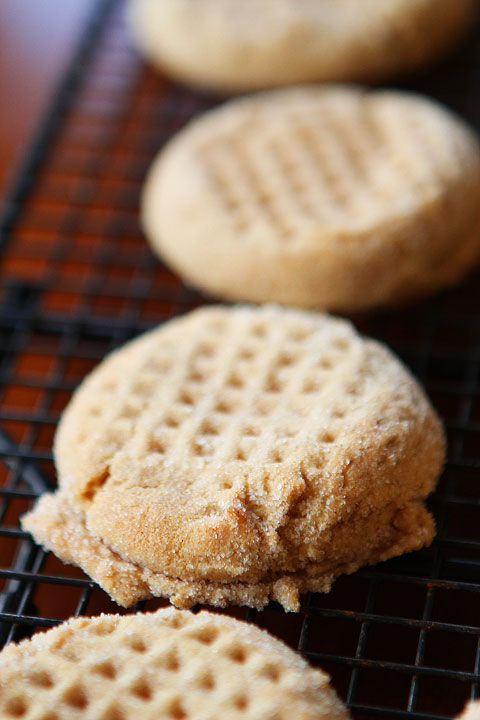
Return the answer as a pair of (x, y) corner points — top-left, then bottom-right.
(142, 85), (480, 312)
(0, 607), (351, 720)
(23, 305), (444, 611)
(457, 701), (480, 719)
(127, 0), (476, 92)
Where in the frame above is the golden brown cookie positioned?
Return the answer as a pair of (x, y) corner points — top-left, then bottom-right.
(0, 607), (351, 720)
(127, 0), (476, 92)
(142, 86), (480, 312)
(23, 305), (445, 611)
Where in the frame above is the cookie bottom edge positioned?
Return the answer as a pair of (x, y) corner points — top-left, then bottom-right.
(22, 490), (435, 612)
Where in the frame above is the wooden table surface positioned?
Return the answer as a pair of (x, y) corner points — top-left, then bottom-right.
(0, 0), (98, 202)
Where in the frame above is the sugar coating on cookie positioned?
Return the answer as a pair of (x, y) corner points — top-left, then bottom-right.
(23, 305), (445, 610)
(127, 0), (475, 92)
(142, 85), (480, 312)
(0, 608), (351, 719)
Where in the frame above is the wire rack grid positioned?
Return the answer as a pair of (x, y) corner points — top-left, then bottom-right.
(0, 1), (479, 718)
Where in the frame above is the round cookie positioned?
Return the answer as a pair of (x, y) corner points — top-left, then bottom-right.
(127, 0), (476, 92)
(0, 607), (351, 719)
(23, 305), (445, 611)
(142, 85), (480, 312)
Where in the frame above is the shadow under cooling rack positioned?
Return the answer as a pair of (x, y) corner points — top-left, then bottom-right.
(0, 1), (480, 718)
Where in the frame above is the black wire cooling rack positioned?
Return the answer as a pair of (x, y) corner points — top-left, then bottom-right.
(0, 1), (479, 718)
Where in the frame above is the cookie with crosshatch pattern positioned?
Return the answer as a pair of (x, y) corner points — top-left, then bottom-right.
(23, 305), (444, 611)
(0, 607), (351, 720)
(127, 0), (476, 92)
(141, 85), (480, 312)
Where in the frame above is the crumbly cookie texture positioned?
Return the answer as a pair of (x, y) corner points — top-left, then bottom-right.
(0, 608), (351, 720)
(127, 0), (475, 92)
(23, 305), (445, 610)
(142, 85), (480, 312)
(22, 489), (434, 611)
(458, 702), (480, 720)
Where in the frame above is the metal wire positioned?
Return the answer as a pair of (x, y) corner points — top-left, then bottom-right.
(0, 1), (479, 717)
